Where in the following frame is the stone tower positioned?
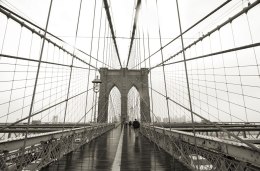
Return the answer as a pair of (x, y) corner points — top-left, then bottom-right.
(97, 68), (151, 123)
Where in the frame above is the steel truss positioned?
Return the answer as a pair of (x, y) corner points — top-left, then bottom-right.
(141, 125), (260, 171)
(0, 124), (115, 170)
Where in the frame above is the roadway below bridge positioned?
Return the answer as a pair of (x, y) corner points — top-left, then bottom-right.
(42, 124), (189, 171)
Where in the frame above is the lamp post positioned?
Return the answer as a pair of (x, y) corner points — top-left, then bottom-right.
(92, 76), (102, 122)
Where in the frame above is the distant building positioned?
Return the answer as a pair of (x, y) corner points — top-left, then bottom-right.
(32, 120), (41, 124)
(201, 119), (208, 124)
(52, 115), (58, 123)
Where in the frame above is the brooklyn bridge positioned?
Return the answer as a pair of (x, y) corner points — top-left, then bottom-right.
(0, 0), (260, 170)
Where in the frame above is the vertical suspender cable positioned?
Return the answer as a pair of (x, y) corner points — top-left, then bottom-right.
(208, 35), (220, 121)
(136, 0), (232, 69)
(147, 33), (154, 123)
(63, 0), (83, 130)
(105, 32), (111, 68)
(142, 31), (146, 68)
(84, 0), (97, 123)
(155, 0), (171, 130)
(217, 30), (233, 122)
(230, 23), (248, 123)
(92, 1), (104, 122)
(137, 30), (140, 69)
(138, 29), (142, 68)
(21, 32), (34, 120)
(0, 18), (9, 54)
(102, 19), (107, 67)
(5, 25), (22, 124)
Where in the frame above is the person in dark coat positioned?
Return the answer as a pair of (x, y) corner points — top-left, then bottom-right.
(132, 119), (140, 136)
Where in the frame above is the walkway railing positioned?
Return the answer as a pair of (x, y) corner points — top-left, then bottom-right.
(141, 124), (260, 171)
(0, 123), (115, 170)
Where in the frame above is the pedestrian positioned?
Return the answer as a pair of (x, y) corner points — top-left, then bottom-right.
(129, 121), (132, 127)
(132, 119), (140, 136)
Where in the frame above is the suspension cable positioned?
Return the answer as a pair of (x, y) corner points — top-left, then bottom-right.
(91, 1), (104, 122)
(0, 87), (93, 131)
(20, 1), (53, 168)
(103, 0), (122, 68)
(175, 0), (201, 167)
(84, 0), (97, 123)
(155, 0), (171, 130)
(149, 85), (260, 152)
(102, 16), (107, 67)
(62, 0), (84, 133)
(147, 33), (155, 124)
(0, 4), (110, 68)
(0, 17), (8, 54)
(150, 0), (260, 70)
(126, 0), (142, 68)
(132, 0), (232, 69)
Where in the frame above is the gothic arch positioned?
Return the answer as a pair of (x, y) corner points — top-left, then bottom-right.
(127, 86), (140, 121)
(127, 84), (139, 94)
(108, 84), (121, 96)
(97, 68), (151, 123)
(107, 86), (121, 123)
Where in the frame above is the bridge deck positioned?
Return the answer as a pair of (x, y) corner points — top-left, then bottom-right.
(42, 125), (188, 171)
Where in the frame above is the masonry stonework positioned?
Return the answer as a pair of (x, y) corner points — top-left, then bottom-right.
(97, 68), (151, 123)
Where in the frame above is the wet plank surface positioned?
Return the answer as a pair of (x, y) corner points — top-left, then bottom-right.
(42, 125), (189, 171)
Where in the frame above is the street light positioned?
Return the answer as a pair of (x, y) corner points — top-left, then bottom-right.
(92, 76), (102, 122)
(92, 76), (102, 93)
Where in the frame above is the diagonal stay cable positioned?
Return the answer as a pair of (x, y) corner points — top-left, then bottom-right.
(61, 0), (84, 133)
(0, 6), (98, 70)
(126, 0), (141, 68)
(0, 88), (93, 131)
(132, 0), (232, 69)
(0, 5), (112, 69)
(65, 88), (112, 131)
(161, 42), (260, 67)
(103, 0), (122, 68)
(149, 87), (260, 152)
(150, 0), (260, 70)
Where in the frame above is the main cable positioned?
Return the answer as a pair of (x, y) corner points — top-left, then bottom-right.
(103, 0), (122, 68)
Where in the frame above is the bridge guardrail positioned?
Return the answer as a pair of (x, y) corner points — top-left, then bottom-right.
(0, 123), (115, 170)
(141, 125), (260, 171)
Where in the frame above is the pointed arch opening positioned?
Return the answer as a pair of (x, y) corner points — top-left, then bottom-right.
(107, 86), (121, 123)
(127, 86), (140, 121)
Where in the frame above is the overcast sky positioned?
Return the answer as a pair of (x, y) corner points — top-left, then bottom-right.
(0, 0), (260, 125)
(0, 0), (237, 65)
